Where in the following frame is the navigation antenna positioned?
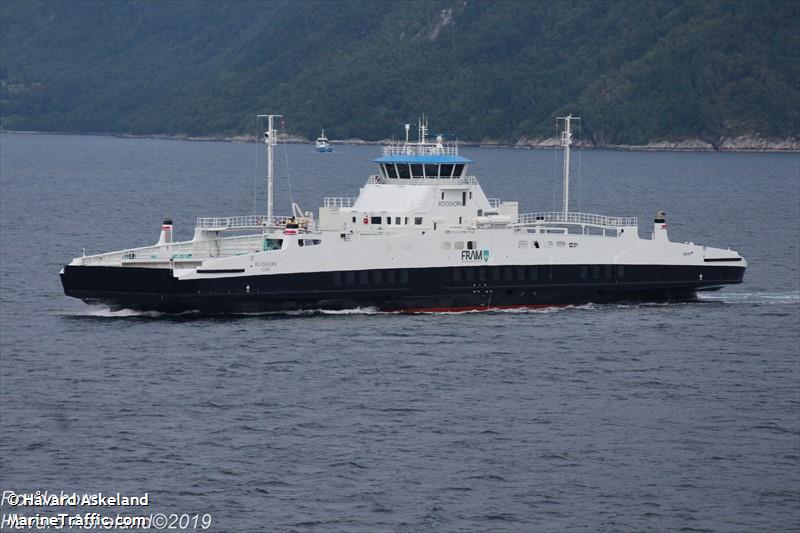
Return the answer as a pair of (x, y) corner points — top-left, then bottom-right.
(557, 114), (580, 214)
(258, 114), (282, 224)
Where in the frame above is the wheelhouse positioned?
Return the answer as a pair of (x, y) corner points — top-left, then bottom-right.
(373, 155), (473, 180)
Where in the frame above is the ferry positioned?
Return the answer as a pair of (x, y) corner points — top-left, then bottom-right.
(60, 114), (746, 313)
(315, 129), (333, 152)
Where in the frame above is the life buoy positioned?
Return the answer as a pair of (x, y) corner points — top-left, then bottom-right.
(363, 217), (369, 224)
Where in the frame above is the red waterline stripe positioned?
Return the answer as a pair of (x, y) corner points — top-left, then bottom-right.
(393, 303), (567, 314)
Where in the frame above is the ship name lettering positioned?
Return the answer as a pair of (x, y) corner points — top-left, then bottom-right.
(461, 250), (488, 261)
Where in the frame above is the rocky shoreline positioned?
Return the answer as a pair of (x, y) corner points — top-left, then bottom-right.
(3, 130), (798, 152)
(510, 134), (799, 152)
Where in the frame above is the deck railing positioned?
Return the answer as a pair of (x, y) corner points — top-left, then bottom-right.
(368, 174), (479, 185)
(324, 197), (357, 208)
(514, 211), (638, 228)
(382, 143), (459, 157)
(195, 215), (292, 230)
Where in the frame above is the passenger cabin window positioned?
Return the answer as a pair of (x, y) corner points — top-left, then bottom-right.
(411, 164), (424, 179)
(414, 217), (423, 225)
(425, 164), (438, 179)
(453, 164), (465, 178)
(385, 164), (398, 180)
(395, 217), (401, 224)
(397, 164), (411, 179)
(370, 216), (381, 224)
(440, 164), (454, 178)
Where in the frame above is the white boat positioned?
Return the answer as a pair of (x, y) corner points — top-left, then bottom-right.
(315, 129), (333, 152)
(61, 114), (746, 313)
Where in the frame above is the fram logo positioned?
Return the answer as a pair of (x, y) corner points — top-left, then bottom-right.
(461, 249), (490, 262)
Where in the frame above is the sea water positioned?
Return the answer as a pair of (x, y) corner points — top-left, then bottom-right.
(1, 133), (798, 531)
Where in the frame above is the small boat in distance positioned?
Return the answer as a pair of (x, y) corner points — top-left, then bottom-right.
(315, 129), (333, 152)
(60, 114), (746, 314)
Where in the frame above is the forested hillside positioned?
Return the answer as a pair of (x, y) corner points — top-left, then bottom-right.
(1, 0), (797, 146)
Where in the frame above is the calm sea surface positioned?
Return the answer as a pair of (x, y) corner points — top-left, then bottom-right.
(1, 133), (798, 532)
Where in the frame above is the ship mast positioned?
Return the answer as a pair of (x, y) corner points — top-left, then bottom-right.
(258, 114), (282, 224)
(557, 114), (580, 215)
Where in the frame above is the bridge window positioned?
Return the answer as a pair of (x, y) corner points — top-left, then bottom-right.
(397, 164), (411, 179)
(385, 164), (398, 179)
(453, 164), (465, 177)
(425, 164), (438, 178)
(411, 164), (424, 179)
(440, 164), (454, 178)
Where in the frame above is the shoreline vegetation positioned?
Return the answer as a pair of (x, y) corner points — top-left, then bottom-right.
(3, 130), (797, 153)
(3, 2), (797, 150)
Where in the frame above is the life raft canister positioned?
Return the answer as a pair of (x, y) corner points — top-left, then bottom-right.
(284, 219), (299, 235)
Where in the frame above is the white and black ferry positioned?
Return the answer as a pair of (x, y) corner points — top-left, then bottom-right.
(61, 115), (746, 313)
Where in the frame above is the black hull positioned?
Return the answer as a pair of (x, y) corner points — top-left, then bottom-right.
(61, 263), (745, 314)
